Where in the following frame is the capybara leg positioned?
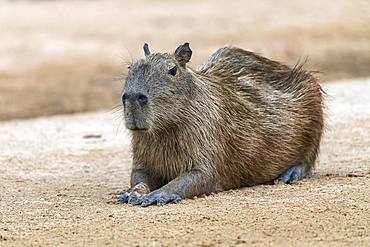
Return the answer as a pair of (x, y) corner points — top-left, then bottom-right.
(117, 168), (162, 204)
(139, 169), (217, 206)
(279, 162), (310, 184)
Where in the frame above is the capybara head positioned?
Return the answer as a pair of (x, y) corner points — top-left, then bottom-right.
(123, 43), (193, 131)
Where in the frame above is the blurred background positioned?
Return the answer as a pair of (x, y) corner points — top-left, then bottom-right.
(0, 0), (369, 120)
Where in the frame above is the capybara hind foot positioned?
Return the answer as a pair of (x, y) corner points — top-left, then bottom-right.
(279, 162), (310, 183)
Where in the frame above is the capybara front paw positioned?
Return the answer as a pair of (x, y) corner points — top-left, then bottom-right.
(117, 192), (130, 204)
(117, 191), (143, 205)
(141, 191), (181, 207)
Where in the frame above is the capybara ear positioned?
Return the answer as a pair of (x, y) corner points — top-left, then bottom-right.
(174, 42), (192, 67)
(143, 43), (150, 56)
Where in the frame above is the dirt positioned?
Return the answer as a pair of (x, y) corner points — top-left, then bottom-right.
(0, 79), (369, 246)
(1, 0), (369, 120)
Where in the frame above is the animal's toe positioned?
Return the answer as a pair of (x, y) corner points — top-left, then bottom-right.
(157, 197), (168, 206)
(128, 191), (143, 205)
(157, 193), (181, 206)
(290, 171), (302, 183)
(141, 195), (157, 207)
(169, 194), (181, 204)
(280, 164), (307, 184)
(141, 191), (181, 207)
(117, 192), (130, 204)
(280, 168), (294, 183)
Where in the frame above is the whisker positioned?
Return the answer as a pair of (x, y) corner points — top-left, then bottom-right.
(111, 110), (123, 116)
(121, 44), (134, 65)
(112, 113), (123, 121)
(110, 104), (123, 111)
(105, 104), (123, 115)
(110, 109), (123, 118)
(110, 73), (128, 83)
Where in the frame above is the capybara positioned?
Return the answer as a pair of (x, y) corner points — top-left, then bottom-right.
(118, 42), (324, 206)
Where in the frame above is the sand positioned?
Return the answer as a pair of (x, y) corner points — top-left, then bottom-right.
(0, 78), (369, 246)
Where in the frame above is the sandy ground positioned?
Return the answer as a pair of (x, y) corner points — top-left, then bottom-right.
(1, 0), (369, 120)
(0, 79), (369, 246)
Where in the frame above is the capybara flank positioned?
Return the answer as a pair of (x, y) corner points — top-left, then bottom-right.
(117, 42), (324, 206)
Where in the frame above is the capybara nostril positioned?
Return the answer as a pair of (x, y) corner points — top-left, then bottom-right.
(122, 93), (148, 106)
(137, 93), (148, 106)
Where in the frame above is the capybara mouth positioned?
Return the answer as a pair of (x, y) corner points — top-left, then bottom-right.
(125, 120), (149, 131)
(127, 126), (148, 131)
(124, 112), (150, 131)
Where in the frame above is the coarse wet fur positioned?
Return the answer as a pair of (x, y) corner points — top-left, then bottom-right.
(118, 43), (324, 206)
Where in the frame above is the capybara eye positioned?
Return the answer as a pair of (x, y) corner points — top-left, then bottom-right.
(168, 66), (177, 76)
